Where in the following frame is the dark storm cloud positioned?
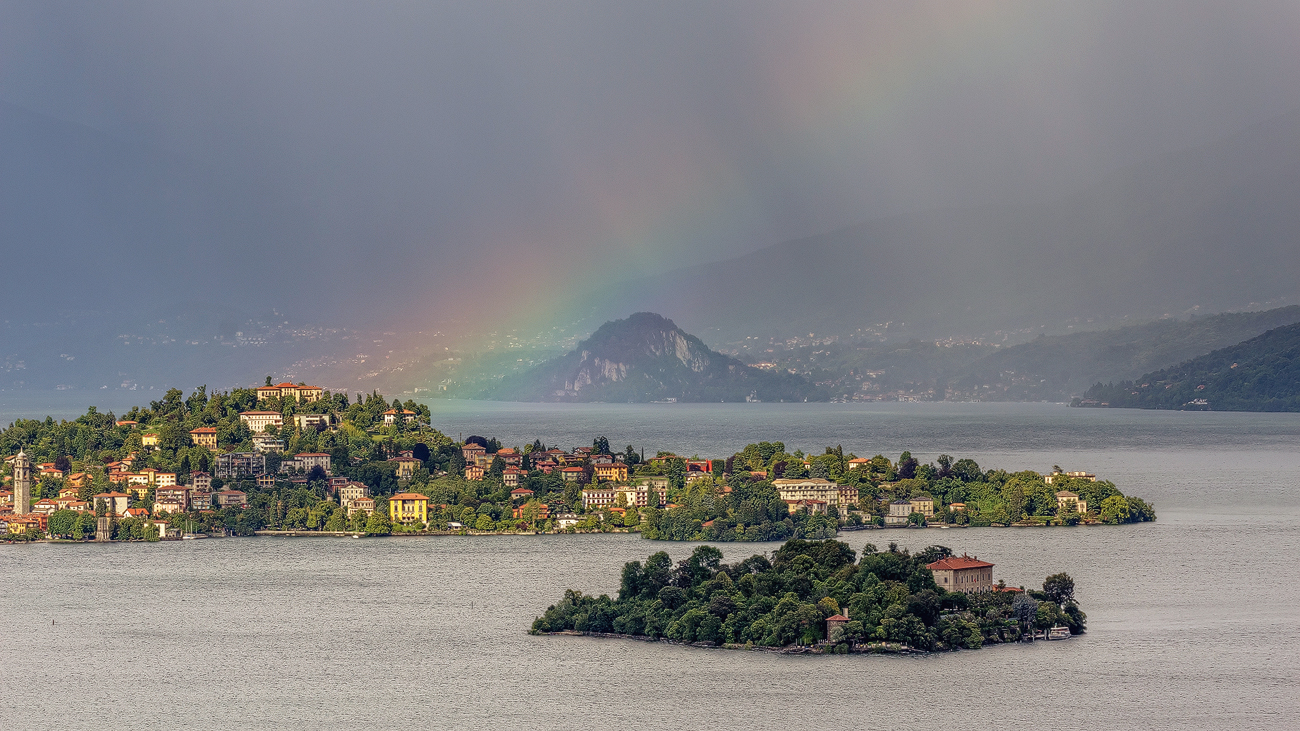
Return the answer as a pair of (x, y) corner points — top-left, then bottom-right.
(2, 1), (1298, 330)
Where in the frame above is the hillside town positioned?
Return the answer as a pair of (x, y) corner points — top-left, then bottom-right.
(0, 382), (1154, 542)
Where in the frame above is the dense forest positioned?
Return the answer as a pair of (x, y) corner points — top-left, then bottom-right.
(531, 540), (1086, 651)
(1078, 321), (1300, 411)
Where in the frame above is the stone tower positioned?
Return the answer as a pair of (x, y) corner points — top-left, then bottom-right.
(12, 449), (32, 515)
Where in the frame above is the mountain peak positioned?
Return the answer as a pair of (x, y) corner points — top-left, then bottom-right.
(485, 313), (826, 402)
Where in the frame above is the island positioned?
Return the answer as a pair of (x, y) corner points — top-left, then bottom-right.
(1, 383), (1153, 542)
(531, 540), (1085, 652)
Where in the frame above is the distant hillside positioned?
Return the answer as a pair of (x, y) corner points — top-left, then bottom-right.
(1078, 322), (1300, 411)
(752, 306), (1300, 402)
(583, 113), (1300, 342)
(953, 306), (1300, 400)
(484, 313), (827, 402)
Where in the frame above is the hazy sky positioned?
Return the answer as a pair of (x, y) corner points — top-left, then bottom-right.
(3, 1), (1299, 331)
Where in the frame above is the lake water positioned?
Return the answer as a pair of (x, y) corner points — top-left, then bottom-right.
(3, 401), (1299, 730)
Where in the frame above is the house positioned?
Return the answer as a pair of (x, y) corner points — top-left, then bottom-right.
(885, 499), (915, 526)
(462, 443), (487, 466)
(593, 463), (629, 483)
(591, 453), (614, 466)
(123, 507), (151, 519)
(339, 481), (370, 512)
(190, 472), (212, 491)
(5, 515), (45, 535)
(1055, 491), (1088, 514)
(239, 411), (284, 434)
(464, 464), (485, 481)
(561, 467), (585, 482)
(255, 382), (325, 403)
(294, 413), (333, 430)
(252, 434), (286, 453)
(634, 476), (670, 491)
(154, 498), (185, 515)
(838, 485), (860, 509)
(348, 497), (376, 517)
(155, 487), (189, 510)
(554, 513), (581, 529)
(502, 466), (525, 488)
(39, 463), (64, 479)
(66, 472), (89, 488)
(189, 427), (218, 448)
(214, 452), (266, 479)
(773, 478), (841, 513)
(141, 432), (159, 448)
(495, 448), (522, 467)
(927, 554), (994, 594)
(389, 492), (429, 525)
(64, 500), (90, 513)
(949, 502), (967, 512)
(154, 473), (177, 487)
(581, 485), (617, 510)
(282, 453), (332, 475)
(189, 491), (212, 511)
(31, 498), (59, 515)
(614, 484), (666, 508)
(512, 501), (550, 521)
(388, 456), (421, 480)
(825, 607), (851, 639)
(54, 495), (82, 509)
(256, 474), (276, 489)
(382, 409), (417, 425)
(847, 458), (870, 470)
(510, 488), (535, 501)
(1044, 470), (1097, 485)
(909, 496), (935, 518)
(92, 491), (131, 516)
(58, 486), (81, 499)
(212, 490), (248, 508)
(116, 420), (138, 427)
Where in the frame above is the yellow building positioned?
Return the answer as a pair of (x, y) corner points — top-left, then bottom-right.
(189, 427), (218, 449)
(593, 463), (629, 483)
(141, 432), (159, 448)
(389, 492), (429, 525)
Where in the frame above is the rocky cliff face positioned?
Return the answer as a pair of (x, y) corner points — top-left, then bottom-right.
(486, 313), (825, 402)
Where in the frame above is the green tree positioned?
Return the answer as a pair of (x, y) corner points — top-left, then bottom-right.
(1099, 495), (1130, 524)
(48, 509), (77, 538)
(1043, 573), (1075, 605)
(365, 510), (392, 536)
(475, 514), (495, 531)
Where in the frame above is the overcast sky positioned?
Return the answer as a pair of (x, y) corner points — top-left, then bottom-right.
(3, 1), (1299, 331)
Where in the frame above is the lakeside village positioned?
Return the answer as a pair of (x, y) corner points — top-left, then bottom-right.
(0, 382), (1155, 542)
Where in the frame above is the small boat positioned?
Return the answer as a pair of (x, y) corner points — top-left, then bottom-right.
(351, 533), (362, 539)
(1047, 626), (1071, 640)
(182, 533), (207, 540)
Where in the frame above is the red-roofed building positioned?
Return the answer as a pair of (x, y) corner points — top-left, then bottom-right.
(927, 554), (995, 594)
(464, 464), (485, 481)
(189, 427), (218, 448)
(256, 383), (325, 403)
(561, 466), (585, 483)
(503, 466), (526, 488)
(381, 409), (416, 425)
(510, 487), (534, 500)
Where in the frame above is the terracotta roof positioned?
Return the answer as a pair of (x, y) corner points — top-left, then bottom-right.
(561, 466), (584, 472)
(927, 555), (994, 571)
(826, 614), (849, 622)
(240, 411), (282, 415)
(390, 492), (428, 500)
(511, 488), (534, 494)
(190, 427), (217, 433)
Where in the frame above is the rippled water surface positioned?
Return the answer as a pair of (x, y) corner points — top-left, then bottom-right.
(3, 402), (1299, 729)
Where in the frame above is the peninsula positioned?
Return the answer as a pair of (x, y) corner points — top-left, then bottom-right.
(1, 384), (1153, 541)
(531, 540), (1085, 652)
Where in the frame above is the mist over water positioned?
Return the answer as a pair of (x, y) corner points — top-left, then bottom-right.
(3, 403), (1298, 730)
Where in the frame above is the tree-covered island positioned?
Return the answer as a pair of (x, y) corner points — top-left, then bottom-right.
(1, 384), (1152, 541)
(531, 540), (1086, 652)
